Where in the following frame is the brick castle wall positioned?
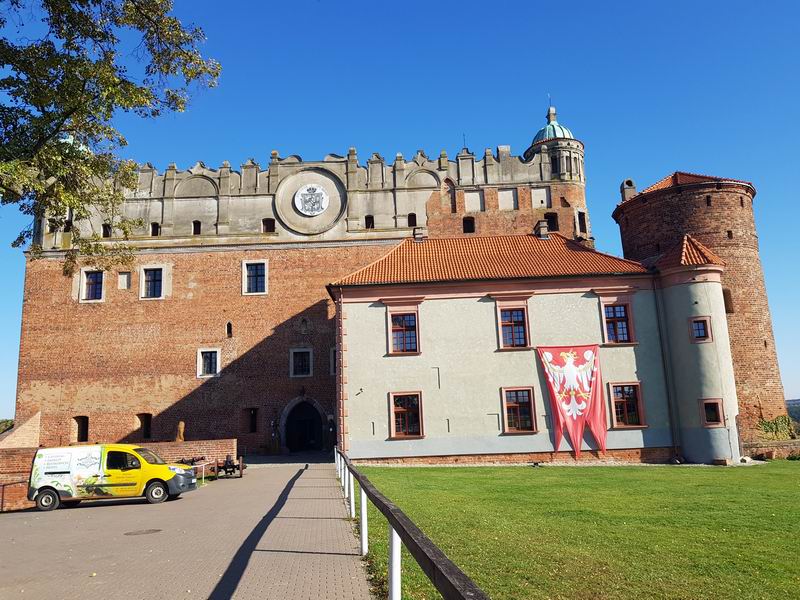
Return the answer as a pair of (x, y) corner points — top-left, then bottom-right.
(425, 182), (591, 242)
(614, 183), (786, 440)
(16, 243), (395, 451)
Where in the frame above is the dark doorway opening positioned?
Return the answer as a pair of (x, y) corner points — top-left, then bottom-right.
(285, 402), (323, 452)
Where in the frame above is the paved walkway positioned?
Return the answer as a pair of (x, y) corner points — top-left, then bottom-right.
(0, 457), (372, 599)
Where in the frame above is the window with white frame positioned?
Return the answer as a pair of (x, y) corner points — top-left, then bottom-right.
(242, 260), (268, 295)
(197, 348), (221, 378)
(290, 348), (312, 378)
(82, 270), (104, 302)
(139, 264), (169, 300)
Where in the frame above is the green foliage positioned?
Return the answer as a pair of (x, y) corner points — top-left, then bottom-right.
(0, 0), (220, 272)
(360, 463), (800, 600)
(786, 452), (800, 461)
(0, 419), (13, 434)
(758, 414), (795, 440)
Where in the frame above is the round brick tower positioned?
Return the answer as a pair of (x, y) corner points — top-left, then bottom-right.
(612, 172), (786, 442)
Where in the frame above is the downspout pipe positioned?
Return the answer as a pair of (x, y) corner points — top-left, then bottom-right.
(652, 276), (682, 462)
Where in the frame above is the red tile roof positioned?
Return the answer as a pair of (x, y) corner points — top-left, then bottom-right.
(638, 171), (753, 196)
(655, 235), (725, 270)
(331, 234), (648, 287)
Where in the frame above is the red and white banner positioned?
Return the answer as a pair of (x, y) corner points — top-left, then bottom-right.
(537, 345), (606, 456)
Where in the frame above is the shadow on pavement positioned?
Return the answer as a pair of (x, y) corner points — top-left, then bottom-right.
(208, 464), (308, 600)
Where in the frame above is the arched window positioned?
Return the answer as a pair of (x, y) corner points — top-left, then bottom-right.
(407, 213), (417, 227)
(544, 213), (559, 232)
(463, 216), (475, 234)
(365, 215), (375, 229)
(192, 220), (201, 235)
(226, 322), (233, 338)
(102, 224), (112, 238)
(446, 179), (457, 213)
(722, 288), (734, 314)
(262, 218), (276, 233)
(150, 222), (161, 237)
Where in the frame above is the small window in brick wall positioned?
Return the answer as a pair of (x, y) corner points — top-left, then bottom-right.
(137, 413), (152, 439)
(544, 213), (559, 232)
(463, 216), (475, 234)
(722, 288), (734, 314)
(706, 195), (712, 207)
(242, 408), (258, 433)
(578, 211), (588, 234)
(727, 230), (733, 239)
(74, 416), (89, 443)
(226, 322), (233, 338)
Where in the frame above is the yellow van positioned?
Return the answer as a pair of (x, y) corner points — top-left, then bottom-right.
(28, 444), (197, 511)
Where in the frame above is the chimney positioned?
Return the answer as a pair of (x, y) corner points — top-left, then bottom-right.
(534, 220), (549, 239)
(412, 227), (428, 242)
(620, 178), (637, 202)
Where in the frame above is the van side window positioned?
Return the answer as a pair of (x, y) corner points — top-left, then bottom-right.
(107, 451), (140, 470)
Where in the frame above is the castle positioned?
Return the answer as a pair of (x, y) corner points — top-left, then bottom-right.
(2, 107), (786, 463)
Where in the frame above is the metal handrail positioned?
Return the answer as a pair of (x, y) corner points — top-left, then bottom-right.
(335, 447), (488, 600)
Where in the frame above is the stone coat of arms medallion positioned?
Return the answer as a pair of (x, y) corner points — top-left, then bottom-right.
(294, 183), (330, 216)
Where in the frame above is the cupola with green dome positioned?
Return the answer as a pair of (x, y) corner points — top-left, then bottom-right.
(532, 106), (575, 144)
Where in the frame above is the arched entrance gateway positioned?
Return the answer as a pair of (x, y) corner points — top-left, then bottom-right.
(280, 396), (326, 452)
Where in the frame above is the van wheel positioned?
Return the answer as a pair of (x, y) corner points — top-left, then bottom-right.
(36, 489), (60, 511)
(145, 481), (167, 504)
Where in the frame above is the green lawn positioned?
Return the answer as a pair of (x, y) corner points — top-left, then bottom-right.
(354, 462), (800, 600)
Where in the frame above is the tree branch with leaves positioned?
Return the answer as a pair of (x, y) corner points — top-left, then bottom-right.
(0, 0), (220, 274)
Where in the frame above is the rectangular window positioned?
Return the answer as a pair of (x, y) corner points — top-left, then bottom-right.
(137, 413), (152, 439)
(83, 271), (103, 301)
(246, 263), (266, 294)
(578, 211), (588, 234)
(197, 349), (220, 378)
(143, 268), (163, 299)
(245, 408), (258, 433)
(75, 416), (89, 443)
(611, 384), (644, 427)
(701, 399), (724, 427)
(391, 392), (422, 438)
(290, 349), (312, 378)
(501, 308), (528, 348)
(242, 260), (268, 295)
(503, 388), (536, 433)
(391, 313), (418, 353)
(690, 317), (712, 343)
(604, 304), (631, 343)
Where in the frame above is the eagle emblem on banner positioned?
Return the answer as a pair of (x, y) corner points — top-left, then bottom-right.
(537, 345), (607, 456)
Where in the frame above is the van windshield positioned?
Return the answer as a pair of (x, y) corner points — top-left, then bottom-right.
(135, 448), (166, 465)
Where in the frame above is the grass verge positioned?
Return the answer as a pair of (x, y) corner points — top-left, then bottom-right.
(353, 462), (800, 599)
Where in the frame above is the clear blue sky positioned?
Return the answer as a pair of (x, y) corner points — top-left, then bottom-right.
(1, 0), (798, 418)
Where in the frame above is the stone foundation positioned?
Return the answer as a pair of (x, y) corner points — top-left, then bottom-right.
(352, 447), (674, 465)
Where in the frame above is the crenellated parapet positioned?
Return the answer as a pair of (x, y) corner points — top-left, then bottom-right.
(38, 106), (589, 249)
